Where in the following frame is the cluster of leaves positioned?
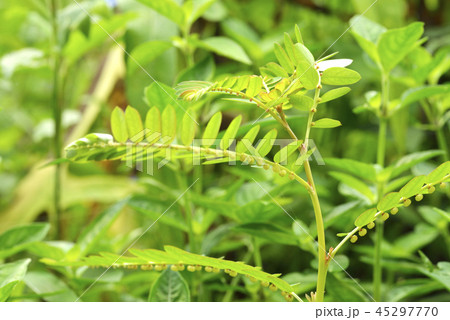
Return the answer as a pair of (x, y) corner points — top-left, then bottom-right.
(65, 105), (316, 184)
(176, 25), (361, 130)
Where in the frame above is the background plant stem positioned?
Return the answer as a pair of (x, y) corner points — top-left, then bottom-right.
(374, 71), (389, 301)
(50, 0), (62, 238)
(373, 217), (384, 301)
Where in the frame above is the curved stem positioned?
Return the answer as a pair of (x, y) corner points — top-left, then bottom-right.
(332, 174), (450, 259)
(308, 174), (327, 302)
(279, 87), (327, 301)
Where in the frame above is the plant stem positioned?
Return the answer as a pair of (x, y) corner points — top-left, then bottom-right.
(377, 73), (389, 167)
(419, 100), (448, 162)
(279, 87), (327, 301)
(252, 237), (262, 267)
(377, 118), (387, 167)
(176, 173), (197, 253)
(182, 26), (194, 67)
(304, 88), (327, 302)
(308, 169), (327, 302)
(436, 126), (449, 162)
(374, 71), (389, 301)
(50, 0), (62, 238)
(373, 217), (384, 301)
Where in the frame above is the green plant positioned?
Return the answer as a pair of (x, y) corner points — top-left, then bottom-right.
(55, 26), (450, 302)
(349, 16), (449, 301)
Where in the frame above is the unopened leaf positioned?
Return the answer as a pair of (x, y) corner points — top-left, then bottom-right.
(274, 43), (294, 74)
(293, 43), (319, 90)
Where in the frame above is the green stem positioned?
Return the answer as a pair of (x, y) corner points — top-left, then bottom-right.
(308, 171), (327, 302)
(420, 99), (448, 163)
(436, 127), (449, 162)
(182, 26), (194, 67)
(50, 0), (62, 238)
(373, 218), (384, 301)
(252, 237), (262, 267)
(176, 173), (197, 253)
(280, 87), (327, 301)
(377, 119), (387, 167)
(305, 88), (327, 302)
(374, 71), (389, 301)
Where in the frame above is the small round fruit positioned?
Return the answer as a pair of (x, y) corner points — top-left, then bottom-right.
(269, 284), (277, 292)
(359, 228), (367, 237)
(391, 207), (399, 215)
(440, 182), (446, 189)
(205, 266), (213, 273)
(350, 235), (358, 243)
(187, 265), (196, 272)
(415, 194), (423, 202)
(261, 281), (269, 287)
(428, 185), (436, 194)
(367, 222), (375, 229)
(403, 199), (411, 207)
(154, 265), (163, 271)
(382, 213), (389, 221)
